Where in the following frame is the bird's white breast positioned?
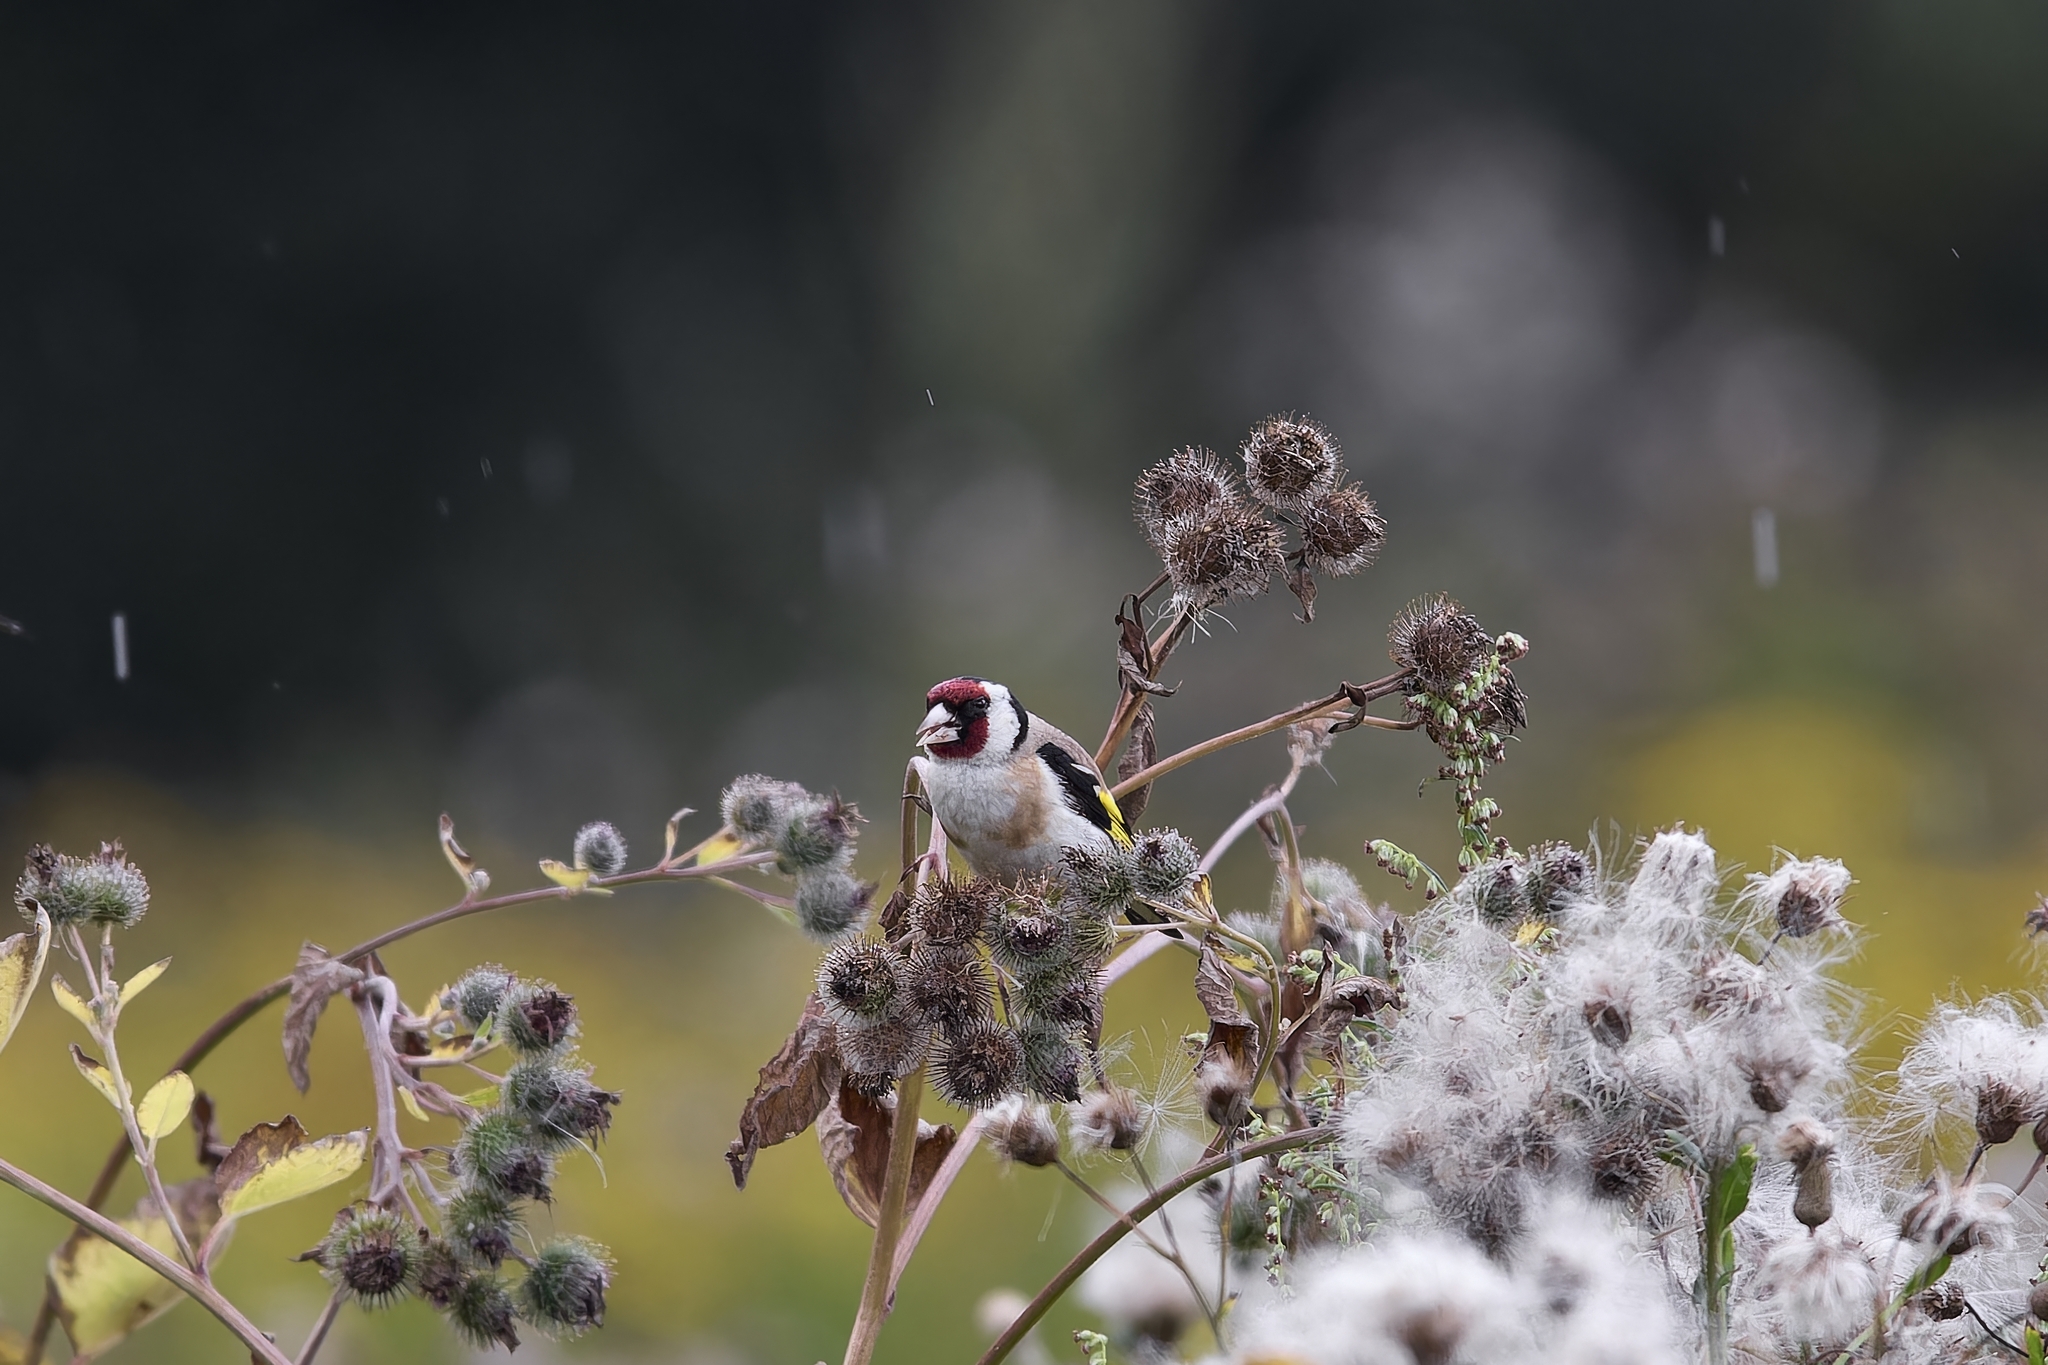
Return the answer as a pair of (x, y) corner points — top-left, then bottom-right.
(917, 752), (1116, 883)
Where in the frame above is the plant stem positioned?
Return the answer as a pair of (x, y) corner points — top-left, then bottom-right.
(296, 1287), (345, 1365)
(1054, 1159), (1221, 1346)
(842, 1066), (926, 1365)
(976, 1127), (1335, 1365)
(1094, 608), (1194, 772)
(0, 1152), (295, 1365)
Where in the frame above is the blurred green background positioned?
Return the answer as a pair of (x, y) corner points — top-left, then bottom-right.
(4, 2), (2048, 1360)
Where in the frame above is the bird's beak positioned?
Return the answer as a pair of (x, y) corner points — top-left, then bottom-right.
(915, 704), (959, 747)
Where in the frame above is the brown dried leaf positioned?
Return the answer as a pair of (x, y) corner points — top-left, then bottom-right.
(282, 943), (363, 1093)
(1286, 559), (1318, 622)
(189, 1091), (230, 1172)
(819, 1083), (957, 1228)
(214, 1115), (308, 1205)
(726, 994), (841, 1190)
(1193, 943), (1252, 1029)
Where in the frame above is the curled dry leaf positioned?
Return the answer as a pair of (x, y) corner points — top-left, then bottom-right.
(282, 942), (364, 1093)
(817, 1082), (957, 1229)
(1116, 699), (1157, 826)
(1193, 942), (1254, 1030)
(215, 1115), (368, 1221)
(49, 1176), (220, 1359)
(0, 899), (50, 1056)
(727, 994), (841, 1190)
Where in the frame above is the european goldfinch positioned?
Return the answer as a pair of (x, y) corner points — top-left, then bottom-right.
(912, 677), (1130, 884)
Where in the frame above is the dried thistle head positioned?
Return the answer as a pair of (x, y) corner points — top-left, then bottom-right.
(1134, 446), (1236, 545)
(1759, 857), (1852, 939)
(988, 894), (1077, 976)
(776, 793), (861, 874)
(453, 1112), (555, 1202)
(1462, 855), (1527, 926)
(721, 774), (809, 844)
(1157, 502), (1286, 614)
(16, 840), (151, 928)
(816, 938), (903, 1023)
(1070, 1087), (1145, 1154)
(1298, 483), (1386, 577)
(501, 1055), (620, 1147)
(446, 965), (518, 1031)
(835, 1010), (928, 1080)
(443, 1187), (518, 1266)
(931, 1019), (1023, 1108)
(1389, 595), (1493, 695)
(496, 981), (578, 1054)
(1017, 1017), (1084, 1102)
(793, 867), (874, 940)
(910, 877), (998, 948)
(317, 1205), (422, 1308)
(1240, 414), (1343, 512)
(1976, 1078), (2038, 1147)
(1523, 842), (1590, 917)
(445, 1269), (521, 1350)
(903, 947), (992, 1038)
(984, 1096), (1060, 1167)
(518, 1237), (612, 1338)
(1126, 827), (1201, 904)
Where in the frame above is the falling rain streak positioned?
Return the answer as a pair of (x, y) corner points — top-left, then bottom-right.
(111, 612), (130, 680)
(1752, 508), (1779, 588)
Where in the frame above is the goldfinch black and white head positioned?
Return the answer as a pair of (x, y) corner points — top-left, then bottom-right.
(913, 677), (1131, 884)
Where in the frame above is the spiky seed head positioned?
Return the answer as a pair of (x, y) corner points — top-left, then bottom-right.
(446, 1270), (521, 1351)
(16, 841), (151, 928)
(416, 1238), (469, 1309)
(1523, 842), (1590, 916)
(517, 1237), (612, 1337)
(501, 1055), (620, 1147)
(1060, 846), (1136, 918)
(496, 981), (578, 1054)
(1068, 905), (1120, 968)
(1133, 446), (1236, 545)
(1922, 1280), (1969, 1321)
(1157, 503), (1287, 613)
(1976, 1080), (2036, 1147)
(1900, 1175), (2005, 1255)
(835, 1010), (929, 1080)
(1767, 857), (1852, 938)
(1462, 856), (1527, 925)
(988, 899), (1076, 976)
(776, 793), (861, 874)
(817, 938), (903, 1023)
(1389, 595), (1492, 694)
(1583, 997), (1631, 1049)
(1475, 663), (1529, 737)
(453, 1111), (555, 1201)
(446, 965), (519, 1031)
(1016, 1017), (1083, 1103)
(1240, 414), (1343, 512)
(1017, 972), (1102, 1035)
(903, 947), (992, 1038)
(1588, 1124), (1659, 1204)
(1199, 1055), (1253, 1131)
(720, 774), (809, 844)
(570, 821), (628, 876)
(984, 1096), (1060, 1167)
(1070, 1087), (1144, 1154)
(931, 1019), (1023, 1109)
(910, 877), (998, 947)
(1298, 484), (1386, 577)
(1127, 828), (1200, 904)
(443, 1186), (519, 1266)
(793, 867), (874, 940)
(318, 1206), (421, 1308)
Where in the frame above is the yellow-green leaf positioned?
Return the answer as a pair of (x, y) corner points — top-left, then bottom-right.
(70, 1045), (122, 1110)
(0, 900), (51, 1056)
(49, 1177), (220, 1359)
(216, 1117), (367, 1221)
(118, 958), (172, 1008)
(662, 805), (695, 863)
(50, 973), (96, 1030)
(135, 1071), (194, 1144)
(397, 1087), (430, 1123)
(457, 1083), (500, 1109)
(540, 859), (610, 895)
(695, 831), (745, 866)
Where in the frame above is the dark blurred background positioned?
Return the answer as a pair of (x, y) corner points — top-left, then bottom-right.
(4, 3), (2047, 1361)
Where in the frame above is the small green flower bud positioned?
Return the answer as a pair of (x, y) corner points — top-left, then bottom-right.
(317, 1206), (421, 1308)
(501, 1056), (619, 1148)
(454, 1111), (555, 1201)
(446, 965), (518, 1032)
(1126, 829), (1200, 904)
(817, 938), (903, 1023)
(721, 774), (809, 844)
(1017, 1017), (1083, 1103)
(775, 793), (861, 874)
(910, 877), (998, 947)
(446, 1269), (521, 1350)
(443, 1186), (519, 1266)
(517, 1237), (612, 1337)
(903, 947), (992, 1038)
(931, 1019), (1023, 1109)
(495, 981), (578, 1054)
(16, 841), (151, 928)
(571, 822), (628, 877)
(793, 867), (874, 940)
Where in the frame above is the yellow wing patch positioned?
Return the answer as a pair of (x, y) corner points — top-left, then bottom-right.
(1096, 784), (1132, 849)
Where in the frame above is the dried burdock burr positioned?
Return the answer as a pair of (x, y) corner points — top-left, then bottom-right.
(571, 821), (628, 876)
(1240, 414), (1343, 513)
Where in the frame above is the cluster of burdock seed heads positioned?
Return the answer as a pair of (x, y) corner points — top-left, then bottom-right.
(721, 774), (874, 939)
(14, 840), (151, 929)
(314, 964), (617, 1349)
(1134, 415), (1385, 618)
